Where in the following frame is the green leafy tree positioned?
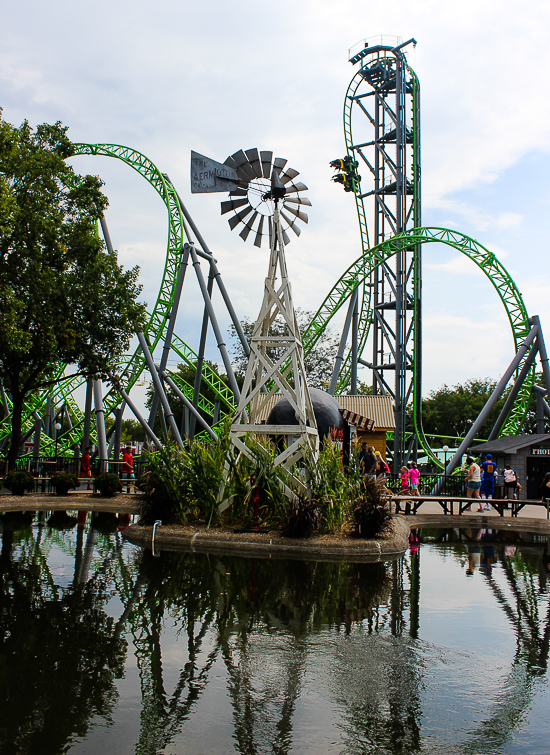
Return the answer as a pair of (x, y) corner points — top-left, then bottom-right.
(421, 378), (507, 441)
(0, 113), (146, 468)
(229, 309), (339, 390)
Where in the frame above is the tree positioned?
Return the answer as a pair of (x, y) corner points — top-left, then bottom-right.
(421, 378), (507, 441)
(145, 360), (231, 436)
(0, 113), (146, 468)
(229, 309), (340, 391)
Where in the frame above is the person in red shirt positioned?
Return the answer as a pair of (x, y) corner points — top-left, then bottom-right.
(80, 447), (92, 490)
(121, 445), (135, 493)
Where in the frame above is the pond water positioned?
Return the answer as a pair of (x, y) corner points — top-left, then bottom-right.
(1, 512), (550, 755)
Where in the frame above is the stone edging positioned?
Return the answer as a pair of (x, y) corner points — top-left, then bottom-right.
(122, 516), (410, 562)
(0, 493), (140, 514)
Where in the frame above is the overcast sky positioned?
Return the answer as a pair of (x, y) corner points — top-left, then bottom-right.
(3, 0), (550, 409)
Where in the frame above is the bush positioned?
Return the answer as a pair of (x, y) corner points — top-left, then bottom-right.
(282, 495), (322, 538)
(3, 470), (35, 494)
(352, 480), (392, 538)
(50, 471), (80, 494)
(94, 472), (123, 497)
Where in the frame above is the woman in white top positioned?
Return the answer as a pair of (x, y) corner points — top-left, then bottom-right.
(465, 456), (481, 510)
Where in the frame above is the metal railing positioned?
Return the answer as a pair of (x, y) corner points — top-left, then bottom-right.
(0, 456), (144, 494)
(381, 472), (468, 497)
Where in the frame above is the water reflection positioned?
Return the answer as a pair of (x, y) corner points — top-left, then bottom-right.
(0, 514), (549, 754)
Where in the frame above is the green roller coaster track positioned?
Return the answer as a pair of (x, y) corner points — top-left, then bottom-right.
(302, 227), (535, 462)
(0, 144), (237, 456)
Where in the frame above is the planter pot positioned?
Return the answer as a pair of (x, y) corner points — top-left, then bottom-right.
(10, 487), (26, 496)
(54, 488), (70, 496)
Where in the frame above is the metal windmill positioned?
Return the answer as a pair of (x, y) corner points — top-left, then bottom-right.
(218, 148), (317, 503)
(220, 148), (310, 247)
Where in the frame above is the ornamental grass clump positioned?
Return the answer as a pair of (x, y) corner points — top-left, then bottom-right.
(282, 494), (322, 538)
(352, 479), (392, 539)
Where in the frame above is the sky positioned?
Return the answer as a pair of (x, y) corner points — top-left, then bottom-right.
(3, 0), (550, 411)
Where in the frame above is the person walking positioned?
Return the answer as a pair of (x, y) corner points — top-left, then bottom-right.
(539, 472), (550, 503)
(80, 446), (92, 491)
(480, 454), (498, 511)
(121, 445), (135, 493)
(503, 464), (519, 500)
(409, 461), (420, 496)
(465, 456), (481, 511)
(375, 451), (390, 480)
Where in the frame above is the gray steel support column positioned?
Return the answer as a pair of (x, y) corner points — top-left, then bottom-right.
(100, 216), (114, 253)
(93, 380), (108, 463)
(137, 332), (183, 447)
(167, 179), (251, 359)
(433, 323), (539, 493)
(162, 371), (217, 441)
(33, 413), (42, 459)
(329, 291), (356, 395)
(148, 248), (189, 428)
(44, 397), (53, 438)
(186, 243), (241, 403)
(82, 379), (93, 451)
(213, 400), (221, 426)
(488, 344), (538, 440)
(181, 406), (190, 439)
(532, 316), (550, 393)
(0, 383), (9, 418)
(113, 408), (123, 461)
(536, 387), (546, 434)
(190, 266), (215, 439)
(108, 374), (163, 449)
(351, 288), (359, 394)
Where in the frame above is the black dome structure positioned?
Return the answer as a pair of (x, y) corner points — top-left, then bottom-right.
(266, 388), (346, 442)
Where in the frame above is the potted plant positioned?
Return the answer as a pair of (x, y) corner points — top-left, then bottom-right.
(50, 471), (80, 496)
(94, 472), (123, 497)
(3, 470), (35, 496)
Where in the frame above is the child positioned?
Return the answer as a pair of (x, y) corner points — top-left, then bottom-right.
(409, 462), (420, 496)
(121, 445), (135, 493)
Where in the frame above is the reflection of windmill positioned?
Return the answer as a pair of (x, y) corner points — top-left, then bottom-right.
(221, 148), (310, 247)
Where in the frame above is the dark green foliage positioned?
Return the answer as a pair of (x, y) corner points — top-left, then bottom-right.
(282, 495), (322, 538)
(94, 472), (122, 497)
(0, 112), (147, 469)
(421, 378), (507, 441)
(50, 471), (80, 494)
(3, 469), (34, 494)
(352, 480), (392, 538)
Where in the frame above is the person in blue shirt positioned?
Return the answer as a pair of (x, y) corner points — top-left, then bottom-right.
(479, 454), (498, 511)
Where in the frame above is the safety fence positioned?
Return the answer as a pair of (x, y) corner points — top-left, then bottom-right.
(0, 456), (145, 494)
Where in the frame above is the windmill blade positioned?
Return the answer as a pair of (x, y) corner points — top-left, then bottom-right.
(273, 157), (287, 174)
(254, 215), (265, 248)
(229, 188), (248, 197)
(239, 211), (259, 241)
(268, 216), (273, 246)
(280, 168), (299, 185)
(284, 181), (308, 195)
(245, 148), (263, 178)
(231, 150), (256, 182)
(282, 229), (291, 245)
(228, 204), (254, 230)
(284, 196), (312, 206)
(260, 151), (273, 178)
(221, 197), (249, 215)
(224, 155), (238, 170)
(282, 203), (308, 223)
(280, 210), (302, 236)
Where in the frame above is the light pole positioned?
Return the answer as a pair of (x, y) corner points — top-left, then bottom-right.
(442, 445), (449, 493)
(54, 422), (62, 468)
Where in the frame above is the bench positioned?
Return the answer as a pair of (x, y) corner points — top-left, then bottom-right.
(392, 495), (512, 517)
